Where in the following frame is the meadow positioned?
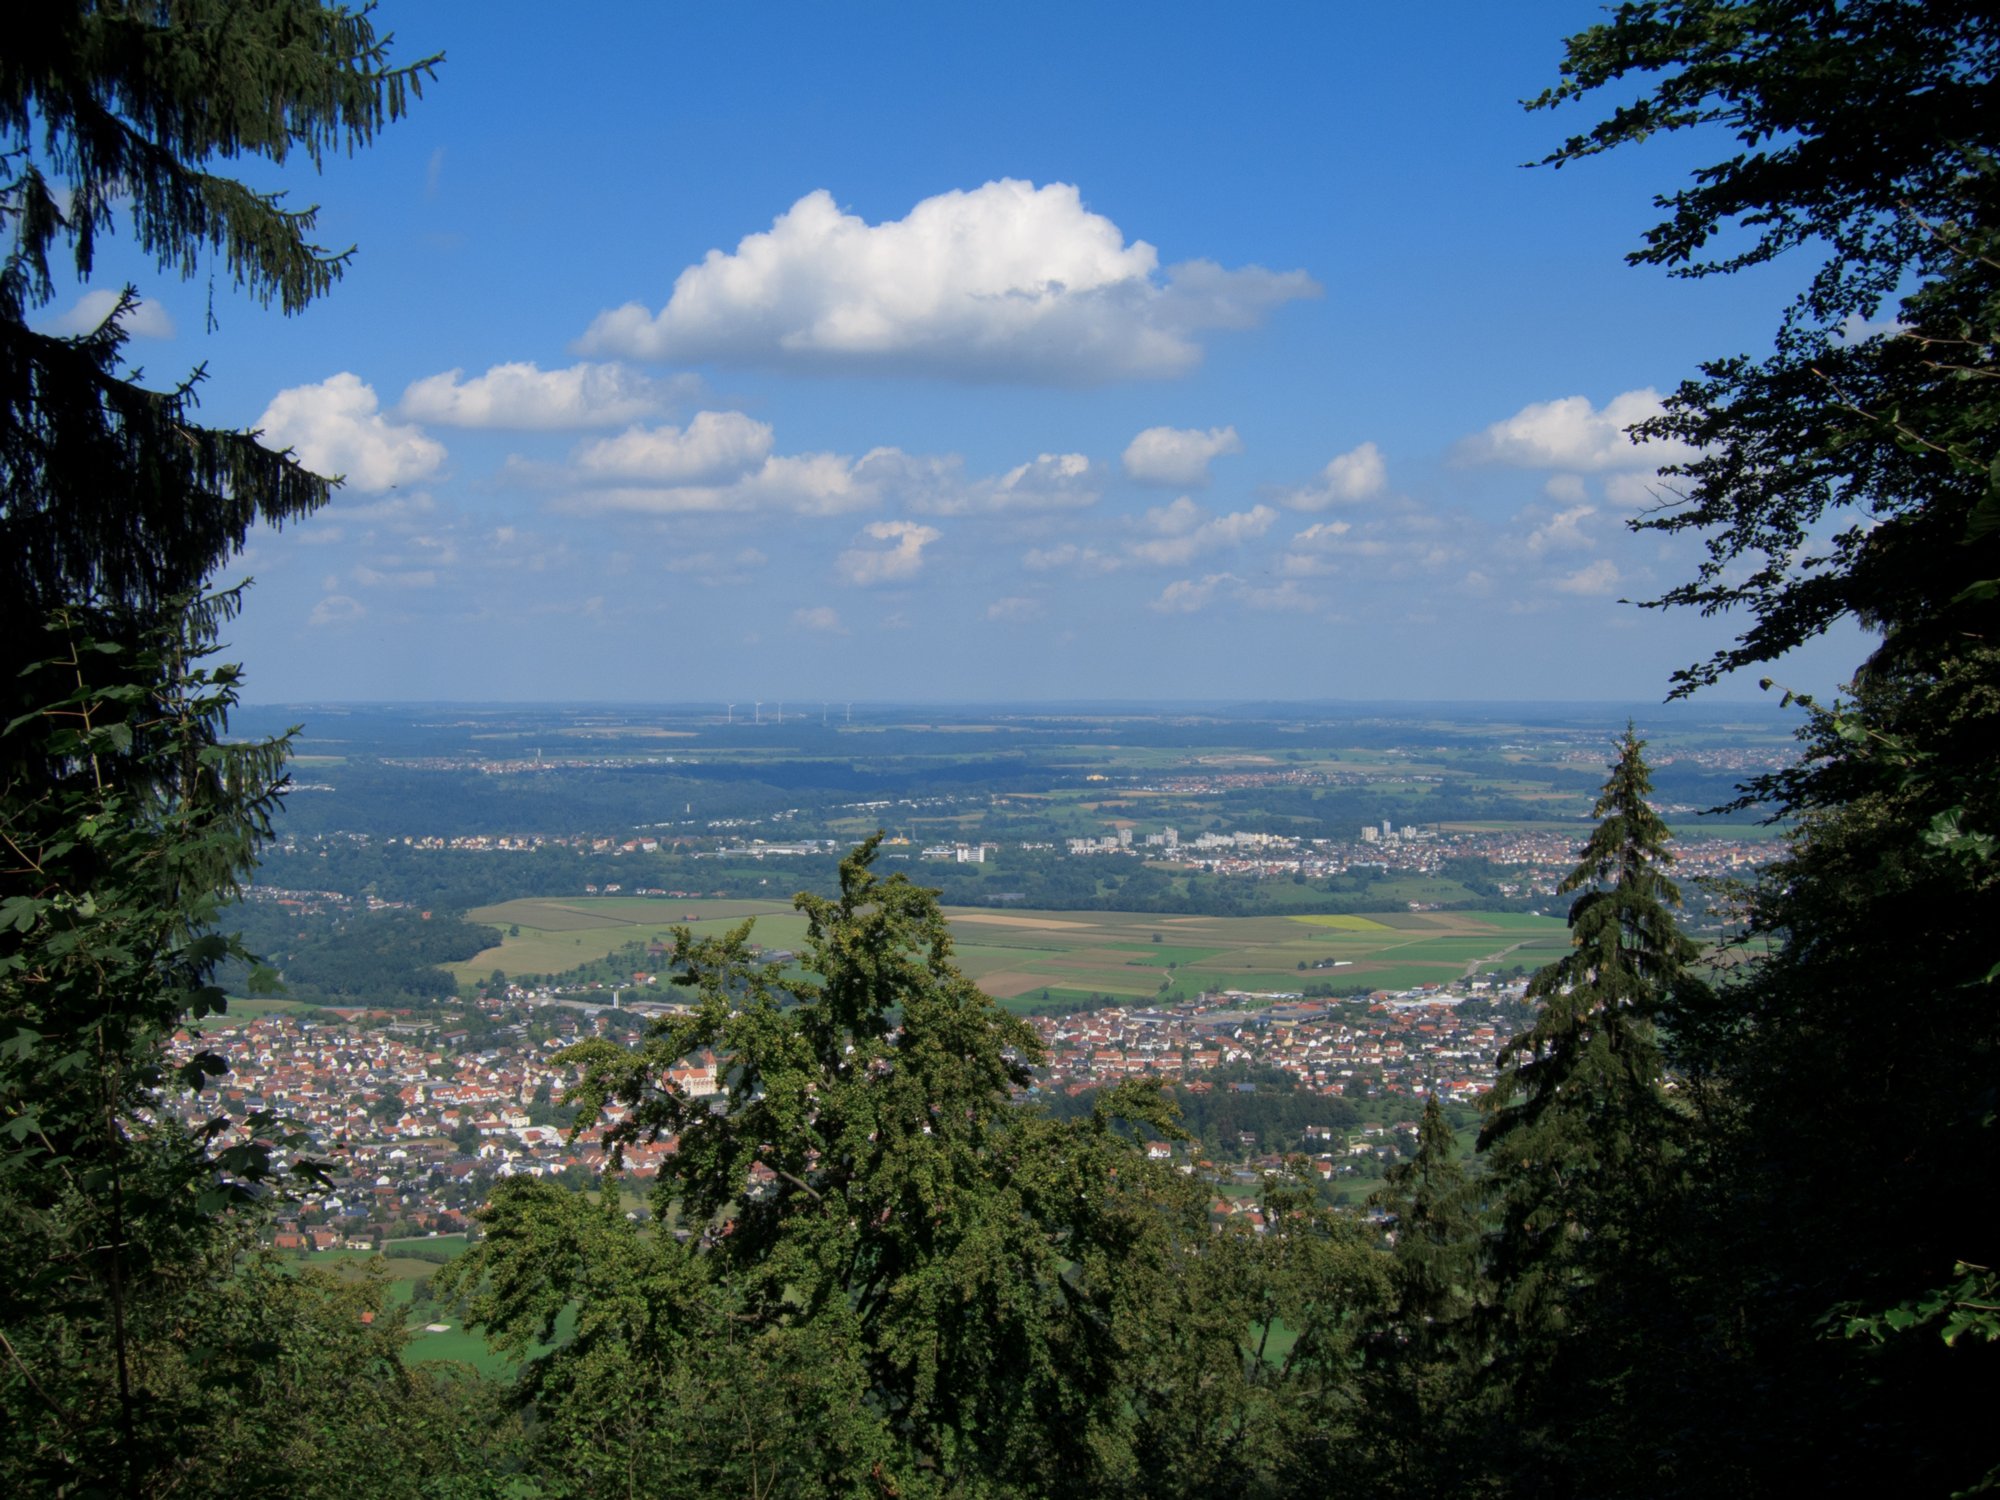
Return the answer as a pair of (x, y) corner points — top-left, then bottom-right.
(453, 895), (1569, 1009)
(298, 1235), (569, 1375)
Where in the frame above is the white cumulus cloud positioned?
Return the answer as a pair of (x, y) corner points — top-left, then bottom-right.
(401, 361), (678, 429)
(838, 519), (941, 585)
(1459, 389), (1696, 471)
(1552, 558), (1622, 596)
(577, 180), (1318, 383)
(1603, 470), (1682, 509)
(1122, 424), (1242, 486)
(892, 450), (1099, 515)
(575, 410), (775, 484)
(1128, 503), (1277, 567)
(308, 594), (365, 626)
(1276, 442), (1387, 510)
(1150, 573), (1239, 613)
(560, 446), (897, 517)
(257, 374), (445, 492)
(47, 288), (175, 339)
(1524, 503), (1599, 554)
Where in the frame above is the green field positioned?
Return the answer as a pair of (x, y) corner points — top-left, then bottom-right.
(299, 1239), (563, 1376)
(456, 896), (1568, 1008)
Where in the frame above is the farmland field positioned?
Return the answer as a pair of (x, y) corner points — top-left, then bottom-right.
(299, 1238), (566, 1375)
(454, 895), (1568, 1008)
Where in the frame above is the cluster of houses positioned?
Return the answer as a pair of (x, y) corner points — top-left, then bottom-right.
(163, 959), (1536, 1255)
(1047, 820), (1766, 897)
(1027, 982), (1514, 1107)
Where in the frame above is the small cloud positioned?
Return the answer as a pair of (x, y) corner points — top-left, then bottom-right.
(1603, 471), (1680, 509)
(577, 179), (1317, 384)
(1122, 424), (1242, 486)
(426, 146), (446, 199)
(895, 449), (1099, 515)
(1144, 496), (1205, 535)
(575, 410), (775, 482)
(1552, 558), (1621, 596)
(46, 288), (175, 339)
(308, 594), (365, 626)
(558, 447), (889, 517)
(1458, 389), (1695, 472)
(401, 361), (676, 429)
(1524, 503), (1598, 554)
(1837, 311), (1907, 344)
(1276, 442), (1387, 510)
(793, 605), (846, 634)
(985, 595), (1042, 622)
(1150, 572), (1239, 613)
(1023, 542), (1119, 573)
(838, 519), (941, 585)
(258, 374), (446, 492)
(1544, 474), (1588, 503)
(1128, 504), (1277, 567)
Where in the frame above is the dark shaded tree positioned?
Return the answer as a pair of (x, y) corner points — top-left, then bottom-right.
(1474, 730), (1696, 1494)
(0, 6), (438, 1492)
(1530, 5), (2000, 1492)
(1350, 1097), (1487, 1498)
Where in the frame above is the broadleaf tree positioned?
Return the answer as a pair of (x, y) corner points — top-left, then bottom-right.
(446, 839), (1270, 1498)
(1529, 3), (2000, 1492)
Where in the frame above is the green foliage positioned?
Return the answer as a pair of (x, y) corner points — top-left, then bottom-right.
(1473, 731), (1698, 1491)
(1, 5), (443, 1492)
(1524, 6), (2000, 1493)
(1537, 0), (1999, 693)
(447, 842), (1387, 1496)
(0, 600), (332, 1495)
(1350, 1098), (1487, 1499)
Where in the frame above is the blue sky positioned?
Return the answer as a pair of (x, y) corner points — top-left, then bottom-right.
(40, 1), (1867, 703)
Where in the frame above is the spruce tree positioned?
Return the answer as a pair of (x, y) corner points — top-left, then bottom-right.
(1476, 727), (1694, 1491)
(0, 8), (439, 1492)
(1353, 1096), (1487, 1499)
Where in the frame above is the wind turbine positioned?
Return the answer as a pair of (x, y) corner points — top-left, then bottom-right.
(754, 701), (762, 725)
(725, 703), (734, 725)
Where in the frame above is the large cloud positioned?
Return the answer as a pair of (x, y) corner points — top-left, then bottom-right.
(1275, 441), (1386, 510)
(1123, 424), (1242, 486)
(401, 361), (677, 429)
(1458, 389), (1697, 471)
(577, 180), (1318, 383)
(257, 374), (445, 492)
(575, 411), (775, 484)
